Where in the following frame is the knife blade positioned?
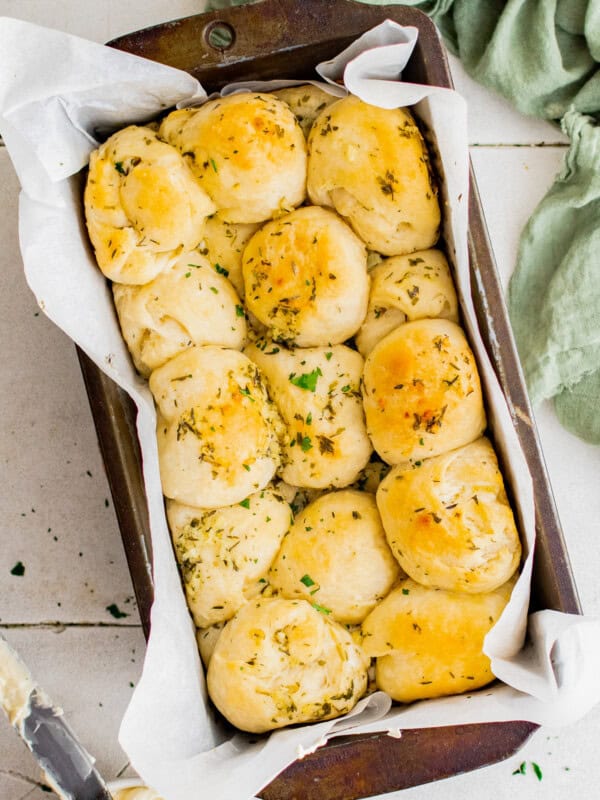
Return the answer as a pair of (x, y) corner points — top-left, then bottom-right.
(0, 633), (113, 800)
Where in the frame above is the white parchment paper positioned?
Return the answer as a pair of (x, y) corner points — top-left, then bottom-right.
(1, 16), (599, 800)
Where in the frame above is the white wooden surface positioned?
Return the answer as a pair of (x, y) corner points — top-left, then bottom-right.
(0, 3), (599, 799)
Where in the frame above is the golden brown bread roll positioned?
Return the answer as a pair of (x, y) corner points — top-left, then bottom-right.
(376, 437), (521, 593)
(207, 598), (369, 732)
(274, 84), (338, 137)
(269, 490), (401, 624)
(359, 577), (514, 702)
(167, 489), (291, 627)
(242, 206), (369, 346)
(84, 125), (215, 284)
(307, 96), (440, 255)
(362, 319), (486, 464)
(355, 249), (459, 357)
(196, 213), (260, 298)
(112, 253), (246, 377)
(160, 93), (307, 223)
(149, 347), (284, 508)
(245, 339), (372, 488)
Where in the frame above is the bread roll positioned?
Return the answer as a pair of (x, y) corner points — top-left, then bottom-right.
(84, 125), (215, 284)
(113, 253), (246, 376)
(269, 490), (401, 624)
(356, 249), (459, 357)
(245, 340), (372, 487)
(362, 319), (486, 464)
(197, 213), (260, 297)
(207, 598), (369, 732)
(307, 97), (440, 255)
(360, 578), (514, 702)
(274, 84), (338, 137)
(377, 438), (521, 593)
(160, 93), (307, 223)
(149, 347), (284, 507)
(167, 489), (290, 627)
(242, 206), (368, 346)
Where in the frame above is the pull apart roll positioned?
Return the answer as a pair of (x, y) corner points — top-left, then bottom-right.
(84, 125), (215, 284)
(359, 577), (515, 703)
(376, 437), (521, 593)
(160, 93), (307, 224)
(167, 488), (291, 628)
(197, 213), (260, 298)
(149, 347), (284, 508)
(362, 319), (486, 464)
(245, 339), (372, 488)
(242, 206), (369, 346)
(269, 490), (401, 624)
(307, 96), (441, 256)
(113, 253), (246, 377)
(207, 598), (369, 733)
(356, 249), (459, 357)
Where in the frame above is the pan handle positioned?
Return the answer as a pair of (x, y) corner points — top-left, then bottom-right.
(107, 0), (443, 89)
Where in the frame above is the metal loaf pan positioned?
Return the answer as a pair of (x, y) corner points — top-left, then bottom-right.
(76, 1), (581, 797)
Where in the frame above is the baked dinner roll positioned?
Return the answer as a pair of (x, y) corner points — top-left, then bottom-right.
(85, 125), (215, 284)
(207, 598), (369, 732)
(274, 84), (338, 138)
(362, 319), (486, 464)
(377, 438), (521, 593)
(149, 347), (284, 507)
(356, 249), (459, 357)
(242, 206), (368, 346)
(160, 93), (307, 223)
(359, 577), (514, 702)
(167, 488), (290, 627)
(113, 253), (246, 377)
(269, 490), (401, 624)
(245, 339), (372, 487)
(307, 96), (440, 255)
(197, 213), (260, 297)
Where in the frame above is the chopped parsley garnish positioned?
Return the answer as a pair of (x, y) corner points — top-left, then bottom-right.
(210, 158), (218, 173)
(239, 387), (255, 402)
(402, 588), (410, 595)
(312, 602), (332, 615)
(289, 367), (322, 392)
(239, 498), (251, 509)
(242, 463), (251, 471)
(235, 304), (245, 317)
(106, 603), (128, 619)
(325, 352), (333, 360)
(210, 286), (219, 294)
(10, 561), (25, 576)
(300, 574), (316, 587)
(300, 435), (313, 452)
(114, 161), (126, 174)
(532, 763), (543, 781)
(306, 412), (312, 425)
(214, 263), (229, 276)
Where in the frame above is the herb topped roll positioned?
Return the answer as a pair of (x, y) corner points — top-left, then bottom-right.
(149, 347), (284, 508)
(160, 93), (307, 224)
(242, 206), (369, 346)
(207, 597), (369, 733)
(307, 96), (441, 256)
(269, 490), (401, 624)
(113, 252), (247, 377)
(245, 339), (372, 488)
(84, 125), (215, 285)
(362, 319), (486, 464)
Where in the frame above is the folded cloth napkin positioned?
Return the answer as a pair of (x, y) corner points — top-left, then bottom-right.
(212, 0), (600, 443)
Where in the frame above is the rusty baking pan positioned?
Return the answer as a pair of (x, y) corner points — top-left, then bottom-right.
(76, 0), (581, 797)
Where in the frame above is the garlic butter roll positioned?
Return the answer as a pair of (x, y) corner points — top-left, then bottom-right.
(362, 319), (486, 464)
(150, 347), (284, 508)
(85, 125), (215, 284)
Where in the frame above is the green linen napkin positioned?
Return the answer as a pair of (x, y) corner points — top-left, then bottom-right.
(210, 0), (600, 442)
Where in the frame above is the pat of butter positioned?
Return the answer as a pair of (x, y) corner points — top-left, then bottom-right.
(112, 788), (164, 800)
(0, 637), (35, 726)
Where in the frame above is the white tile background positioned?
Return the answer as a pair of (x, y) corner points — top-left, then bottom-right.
(0, 3), (598, 799)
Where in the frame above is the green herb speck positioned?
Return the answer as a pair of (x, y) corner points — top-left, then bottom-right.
(106, 603), (128, 619)
(10, 561), (25, 576)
